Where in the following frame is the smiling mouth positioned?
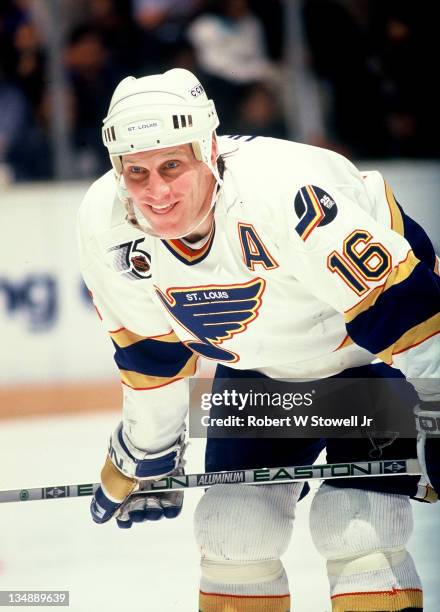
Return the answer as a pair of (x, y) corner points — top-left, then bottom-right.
(148, 201), (178, 215)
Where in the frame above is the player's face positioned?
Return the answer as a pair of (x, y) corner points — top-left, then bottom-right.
(121, 143), (217, 240)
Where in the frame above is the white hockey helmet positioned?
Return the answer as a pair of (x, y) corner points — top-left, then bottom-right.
(102, 68), (220, 179)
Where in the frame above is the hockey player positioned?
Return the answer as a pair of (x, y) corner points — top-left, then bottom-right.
(78, 68), (440, 611)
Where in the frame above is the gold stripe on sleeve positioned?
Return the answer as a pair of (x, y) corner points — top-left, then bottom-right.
(110, 328), (181, 348)
(384, 180), (404, 235)
(377, 313), (440, 364)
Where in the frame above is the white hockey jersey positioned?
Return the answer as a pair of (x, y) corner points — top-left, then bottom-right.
(78, 136), (440, 451)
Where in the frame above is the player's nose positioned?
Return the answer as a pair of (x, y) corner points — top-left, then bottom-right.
(144, 170), (171, 201)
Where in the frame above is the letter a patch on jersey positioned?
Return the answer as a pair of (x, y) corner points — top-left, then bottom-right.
(238, 223), (279, 271)
(294, 185), (337, 241)
(155, 278), (265, 362)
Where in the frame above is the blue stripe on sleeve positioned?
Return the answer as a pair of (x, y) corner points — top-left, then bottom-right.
(113, 338), (194, 377)
(346, 262), (440, 354)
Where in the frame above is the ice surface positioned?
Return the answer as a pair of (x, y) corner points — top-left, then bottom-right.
(0, 412), (438, 611)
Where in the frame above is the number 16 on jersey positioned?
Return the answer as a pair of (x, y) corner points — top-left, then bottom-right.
(327, 229), (392, 295)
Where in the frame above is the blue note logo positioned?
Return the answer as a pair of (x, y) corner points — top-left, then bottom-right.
(155, 278), (266, 362)
(294, 185), (337, 241)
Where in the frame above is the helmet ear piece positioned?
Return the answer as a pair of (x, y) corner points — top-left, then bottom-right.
(112, 155), (123, 175)
(191, 142), (203, 162)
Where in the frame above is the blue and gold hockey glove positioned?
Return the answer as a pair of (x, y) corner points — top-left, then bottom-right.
(414, 401), (440, 499)
(116, 468), (184, 528)
(90, 422), (185, 527)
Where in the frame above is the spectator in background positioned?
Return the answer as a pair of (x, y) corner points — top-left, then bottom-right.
(0, 60), (28, 183)
(186, 0), (278, 133)
(132, 0), (203, 74)
(368, 0), (440, 157)
(236, 82), (287, 139)
(302, 0), (439, 158)
(12, 17), (52, 179)
(0, 2), (51, 181)
(302, 0), (384, 157)
(12, 17), (46, 111)
(77, 0), (137, 74)
(65, 25), (123, 176)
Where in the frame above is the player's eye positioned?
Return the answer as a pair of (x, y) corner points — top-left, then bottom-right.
(164, 160), (179, 170)
(129, 166), (144, 174)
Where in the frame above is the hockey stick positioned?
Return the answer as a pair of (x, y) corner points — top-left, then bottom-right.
(0, 458), (421, 504)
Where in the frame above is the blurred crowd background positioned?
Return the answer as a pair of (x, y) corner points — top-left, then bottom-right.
(0, 0), (438, 183)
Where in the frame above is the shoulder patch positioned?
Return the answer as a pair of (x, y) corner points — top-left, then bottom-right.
(294, 185), (338, 241)
(108, 238), (151, 280)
